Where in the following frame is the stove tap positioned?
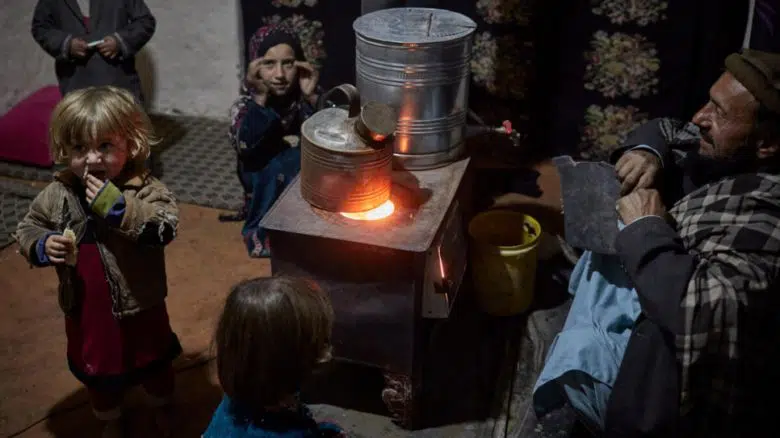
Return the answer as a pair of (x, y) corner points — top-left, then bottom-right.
(465, 109), (526, 147)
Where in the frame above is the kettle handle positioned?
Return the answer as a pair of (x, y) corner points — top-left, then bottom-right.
(318, 84), (361, 117)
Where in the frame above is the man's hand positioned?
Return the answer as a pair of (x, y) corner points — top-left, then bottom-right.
(615, 149), (661, 195)
(69, 38), (88, 58)
(246, 58), (268, 106)
(85, 174), (106, 205)
(44, 234), (73, 264)
(296, 61), (319, 99)
(97, 36), (119, 59)
(616, 188), (666, 226)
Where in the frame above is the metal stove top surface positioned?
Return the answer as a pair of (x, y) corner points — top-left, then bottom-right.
(260, 158), (469, 253)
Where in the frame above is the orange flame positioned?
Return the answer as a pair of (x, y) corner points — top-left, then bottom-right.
(437, 245), (446, 279)
(340, 200), (395, 221)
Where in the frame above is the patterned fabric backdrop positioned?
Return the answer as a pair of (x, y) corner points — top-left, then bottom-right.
(239, 0), (541, 145)
(239, 1), (776, 162)
(465, 0), (538, 134)
(538, 0), (753, 161)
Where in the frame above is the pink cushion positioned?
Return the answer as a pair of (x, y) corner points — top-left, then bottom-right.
(0, 86), (61, 167)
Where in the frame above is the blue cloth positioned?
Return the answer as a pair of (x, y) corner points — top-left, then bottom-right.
(533, 221), (643, 431)
(241, 146), (301, 257)
(238, 102), (284, 172)
(102, 194), (126, 227)
(235, 99), (304, 257)
(34, 231), (60, 266)
(203, 396), (344, 438)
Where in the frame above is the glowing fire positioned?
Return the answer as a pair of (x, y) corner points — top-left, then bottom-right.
(340, 200), (395, 221)
(437, 245), (446, 279)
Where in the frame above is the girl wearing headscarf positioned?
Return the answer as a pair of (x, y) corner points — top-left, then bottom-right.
(220, 23), (321, 258)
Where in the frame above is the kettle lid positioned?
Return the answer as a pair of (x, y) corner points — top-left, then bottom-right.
(354, 8), (476, 44)
(302, 85), (397, 154)
(356, 101), (397, 143)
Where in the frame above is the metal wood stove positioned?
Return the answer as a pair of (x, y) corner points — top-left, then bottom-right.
(260, 158), (471, 427)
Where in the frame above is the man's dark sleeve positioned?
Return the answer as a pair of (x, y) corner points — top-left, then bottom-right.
(615, 216), (696, 334)
(603, 216), (695, 436)
(609, 118), (671, 165)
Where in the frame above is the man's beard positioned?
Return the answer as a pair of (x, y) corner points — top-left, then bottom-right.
(683, 146), (757, 187)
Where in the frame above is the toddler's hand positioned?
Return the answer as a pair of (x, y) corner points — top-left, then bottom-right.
(85, 174), (106, 205)
(45, 234), (73, 264)
(69, 38), (88, 58)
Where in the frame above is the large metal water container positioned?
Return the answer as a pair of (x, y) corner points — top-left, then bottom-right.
(353, 8), (477, 170)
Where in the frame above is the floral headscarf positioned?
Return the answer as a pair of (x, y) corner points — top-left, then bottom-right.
(247, 24), (305, 62)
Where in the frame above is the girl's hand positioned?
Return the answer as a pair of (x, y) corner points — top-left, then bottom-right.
(246, 58), (268, 106)
(296, 61), (319, 99)
(44, 235), (73, 264)
(85, 174), (106, 205)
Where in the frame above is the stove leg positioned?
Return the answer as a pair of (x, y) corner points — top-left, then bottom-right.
(381, 371), (416, 428)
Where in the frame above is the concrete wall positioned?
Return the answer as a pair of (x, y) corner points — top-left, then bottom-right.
(0, 0), (242, 118)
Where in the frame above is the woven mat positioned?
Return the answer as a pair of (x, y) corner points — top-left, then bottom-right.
(0, 179), (41, 249)
(151, 114), (243, 211)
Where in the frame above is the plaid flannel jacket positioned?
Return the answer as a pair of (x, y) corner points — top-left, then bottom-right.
(661, 119), (780, 423)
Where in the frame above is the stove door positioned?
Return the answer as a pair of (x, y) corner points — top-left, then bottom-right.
(422, 198), (467, 319)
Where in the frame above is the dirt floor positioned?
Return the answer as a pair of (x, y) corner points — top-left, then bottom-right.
(0, 201), (510, 438)
(0, 160), (567, 438)
(0, 203), (266, 438)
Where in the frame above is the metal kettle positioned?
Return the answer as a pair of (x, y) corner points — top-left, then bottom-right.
(300, 84), (398, 213)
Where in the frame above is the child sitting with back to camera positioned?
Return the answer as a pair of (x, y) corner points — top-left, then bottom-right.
(203, 276), (346, 437)
(15, 86), (181, 438)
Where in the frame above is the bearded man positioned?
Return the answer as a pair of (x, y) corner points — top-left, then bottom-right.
(533, 49), (780, 437)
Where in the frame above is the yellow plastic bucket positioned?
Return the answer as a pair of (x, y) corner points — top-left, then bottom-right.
(468, 210), (542, 316)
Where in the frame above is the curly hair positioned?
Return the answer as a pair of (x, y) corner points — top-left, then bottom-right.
(49, 86), (159, 170)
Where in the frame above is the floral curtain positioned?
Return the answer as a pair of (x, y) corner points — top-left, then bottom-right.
(537, 0), (749, 161)
(240, 0), (541, 138)
(469, 5), (538, 160)
(239, 1), (767, 162)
